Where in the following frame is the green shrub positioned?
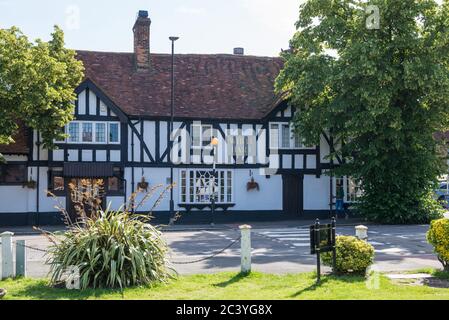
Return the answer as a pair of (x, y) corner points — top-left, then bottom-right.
(46, 209), (174, 290)
(427, 218), (449, 271)
(322, 236), (375, 274)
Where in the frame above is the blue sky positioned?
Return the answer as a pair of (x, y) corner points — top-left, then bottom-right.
(0, 0), (302, 57)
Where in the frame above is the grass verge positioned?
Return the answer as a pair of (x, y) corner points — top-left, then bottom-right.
(1, 271), (449, 300)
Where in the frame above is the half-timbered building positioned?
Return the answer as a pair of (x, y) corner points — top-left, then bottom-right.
(0, 11), (360, 226)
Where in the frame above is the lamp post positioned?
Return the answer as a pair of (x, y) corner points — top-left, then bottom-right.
(211, 136), (219, 226)
(169, 36), (179, 218)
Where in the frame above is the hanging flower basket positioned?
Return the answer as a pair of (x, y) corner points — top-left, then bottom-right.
(137, 177), (149, 192)
(246, 177), (260, 192)
(22, 179), (37, 189)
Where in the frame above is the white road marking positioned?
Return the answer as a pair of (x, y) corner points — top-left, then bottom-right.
(277, 237), (309, 241)
(369, 241), (385, 246)
(292, 243), (310, 247)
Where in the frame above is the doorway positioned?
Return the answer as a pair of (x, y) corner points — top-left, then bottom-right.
(66, 178), (106, 222)
(282, 174), (304, 215)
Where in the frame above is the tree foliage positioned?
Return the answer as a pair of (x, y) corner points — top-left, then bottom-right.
(0, 26), (84, 151)
(276, 0), (449, 223)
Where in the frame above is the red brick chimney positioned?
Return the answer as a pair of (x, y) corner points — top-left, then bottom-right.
(133, 10), (151, 71)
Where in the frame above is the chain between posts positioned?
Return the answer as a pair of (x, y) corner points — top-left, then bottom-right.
(171, 235), (241, 265)
(13, 241), (48, 253)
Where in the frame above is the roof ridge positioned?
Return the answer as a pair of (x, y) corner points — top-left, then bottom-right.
(76, 49), (281, 60)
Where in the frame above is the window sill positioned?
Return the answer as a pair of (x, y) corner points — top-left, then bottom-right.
(179, 203), (235, 212)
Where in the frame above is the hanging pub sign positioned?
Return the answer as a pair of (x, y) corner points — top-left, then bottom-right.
(309, 218), (337, 283)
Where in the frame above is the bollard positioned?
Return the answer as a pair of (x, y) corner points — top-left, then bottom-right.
(355, 225), (368, 241)
(1, 231), (14, 279)
(239, 225), (252, 273)
(16, 240), (27, 278)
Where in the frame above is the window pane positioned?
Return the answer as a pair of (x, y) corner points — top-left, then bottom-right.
(192, 125), (201, 147)
(227, 171), (232, 202)
(82, 123), (93, 142)
(181, 170), (187, 203)
(109, 123), (119, 143)
(0, 165), (27, 183)
(294, 131), (302, 148)
(202, 125), (212, 147)
(270, 124), (279, 148)
(68, 123), (79, 142)
(95, 123), (106, 143)
(281, 124), (290, 148)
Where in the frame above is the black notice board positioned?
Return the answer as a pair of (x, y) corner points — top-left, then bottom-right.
(310, 223), (333, 254)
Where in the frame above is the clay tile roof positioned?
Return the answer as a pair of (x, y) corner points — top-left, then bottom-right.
(0, 123), (29, 155)
(76, 50), (284, 120)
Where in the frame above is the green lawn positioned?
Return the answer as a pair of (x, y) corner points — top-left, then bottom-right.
(1, 271), (448, 300)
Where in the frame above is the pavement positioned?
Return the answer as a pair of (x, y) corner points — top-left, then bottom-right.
(0, 222), (443, 278)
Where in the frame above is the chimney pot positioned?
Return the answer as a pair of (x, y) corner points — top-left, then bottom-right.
(138, 10), (149, 18)
(233, 47), (244, 55)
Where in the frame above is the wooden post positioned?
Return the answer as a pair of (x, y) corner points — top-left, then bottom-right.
(239, 225), (252, 273)
(15, 240), (26, 277)
(1, 231), (14, 279)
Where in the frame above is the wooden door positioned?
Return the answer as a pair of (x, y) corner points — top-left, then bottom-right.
(282, 174), (304, 215)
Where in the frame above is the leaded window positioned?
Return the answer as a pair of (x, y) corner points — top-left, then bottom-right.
(82, 123), (93, 142)
(109, 123), (119, 143)
(180, 169), (233, 204)
(95, 123), (106, 143)
(68, 123), (80, 142)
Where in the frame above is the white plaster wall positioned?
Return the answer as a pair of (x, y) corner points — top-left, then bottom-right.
(303, 175), (331, 210)
(0, 167), (62, 214)
(232, 169), (282, 211)
(0, 186), (29, 213)
(124, 167), (173, 212)
(37, 167), (64, 212)
(106, 196), (126, 211)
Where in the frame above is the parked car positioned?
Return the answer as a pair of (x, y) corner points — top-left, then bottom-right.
(435, 182), (449, 209)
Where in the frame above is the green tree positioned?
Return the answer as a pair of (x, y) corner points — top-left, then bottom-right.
(276, 0), (449, 223)
(0, 26), (84, 157)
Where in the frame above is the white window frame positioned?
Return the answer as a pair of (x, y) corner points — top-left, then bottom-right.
(108, 122), (121, 144)
(62, 121), (121, 144)
(95, 122), (107, 143)
(179, 169), (234, 204)
(269, 122), (304, 150)
(67, 122), (80, 143)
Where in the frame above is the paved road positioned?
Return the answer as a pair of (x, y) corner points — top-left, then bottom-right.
(0, 224), (441, 278)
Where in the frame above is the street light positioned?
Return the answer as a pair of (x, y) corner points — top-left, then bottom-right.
(169, 36), (179, 219)
(211, 137), (219, 226)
